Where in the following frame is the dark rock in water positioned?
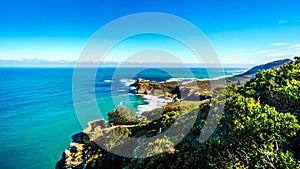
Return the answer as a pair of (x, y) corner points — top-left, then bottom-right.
(72, 132), (90, 144)
(240, 59), (291, 76)
(128, 84), (137, 94)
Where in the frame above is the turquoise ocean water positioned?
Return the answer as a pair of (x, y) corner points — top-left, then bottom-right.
(0, 67), (246, 169)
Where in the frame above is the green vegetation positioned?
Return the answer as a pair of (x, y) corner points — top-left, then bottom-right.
(57, 57), (300, 169)
(108, 107), (138, 125)
(127, 57), (300, 169)
(241, 56), (300, 116)
(144, 138), (175, 157)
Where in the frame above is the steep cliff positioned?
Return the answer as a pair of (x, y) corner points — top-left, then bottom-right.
(57, 57), (300, 169)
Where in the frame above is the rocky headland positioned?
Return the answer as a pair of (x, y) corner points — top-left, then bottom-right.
(56, 58), (298, 169)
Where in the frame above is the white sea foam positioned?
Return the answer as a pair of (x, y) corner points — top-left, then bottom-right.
(225, 70), (247, 75)
(137, 95), (173, 113)
(119, 79), (135, 86)
(103, 80), (113, 83)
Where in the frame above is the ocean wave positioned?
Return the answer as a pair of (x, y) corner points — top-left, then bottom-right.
(119, 79), (135, 86)
(225, 70), (247, 75)
(137, 94), (172, 114)
(137, 104), (153, 114)
(103, 80), (113, 83)
(118, 101), (124, 107)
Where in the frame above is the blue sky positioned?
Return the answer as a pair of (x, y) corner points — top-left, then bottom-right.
(0, 0), (300, 67)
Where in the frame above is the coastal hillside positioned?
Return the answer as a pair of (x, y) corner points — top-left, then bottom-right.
(57, 57), (300, 169)
(225, 58), (292, 86)
(240, 58), (292, 76)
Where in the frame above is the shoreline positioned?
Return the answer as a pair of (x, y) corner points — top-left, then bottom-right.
(56, 58), (295, 169)
(137, 94), (173, 114)
(129, 70), (249, 116)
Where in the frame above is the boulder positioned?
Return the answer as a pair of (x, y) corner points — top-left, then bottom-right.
(72, 132), (90, 144)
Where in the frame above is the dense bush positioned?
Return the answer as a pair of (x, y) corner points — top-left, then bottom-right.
(128, 57), (300, 168)
(241, 57), (300, 116)
(83, 57), (300, 169)
(108, 107), (138, 125)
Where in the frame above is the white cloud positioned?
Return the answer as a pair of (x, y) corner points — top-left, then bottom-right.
(278, 18), (300, 24)
(3, 42), (300, 68)
(0, 58), (77, 67)
(0, 58), (204, 67)
(290, 43), (300, 51)
(227, 42), (300, 64)
(271, 42), (290, 47)
(278, 20), (287, 24)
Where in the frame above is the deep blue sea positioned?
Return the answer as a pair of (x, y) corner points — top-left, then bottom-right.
(0, 67), (246, 169)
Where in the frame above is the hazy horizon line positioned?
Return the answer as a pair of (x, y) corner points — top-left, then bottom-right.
(0, 58), (270, 68)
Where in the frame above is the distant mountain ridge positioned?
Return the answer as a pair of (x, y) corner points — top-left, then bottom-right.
(240, 58), (292, 76)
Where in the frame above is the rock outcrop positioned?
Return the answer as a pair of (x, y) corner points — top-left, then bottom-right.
(56, 58), (296, 169)
(130, 78), (179, 99)
(56, 120), (112, 169)
(131, 78), (212, 101)
(56, 101), (203, 169)
(56, 132), (89, 169)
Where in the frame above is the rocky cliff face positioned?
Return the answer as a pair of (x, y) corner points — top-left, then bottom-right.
(56, 58), (296, 169)
(55, 74), (260, 168)
(55, 121), (102, 169)
(130, 78), (180, 100)
(56, 101), (204, 169)
(131, 78), (212, 101)
(56, 132), (89, 169)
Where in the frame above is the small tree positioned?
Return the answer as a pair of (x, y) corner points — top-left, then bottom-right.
(108, 107), (137, 125)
